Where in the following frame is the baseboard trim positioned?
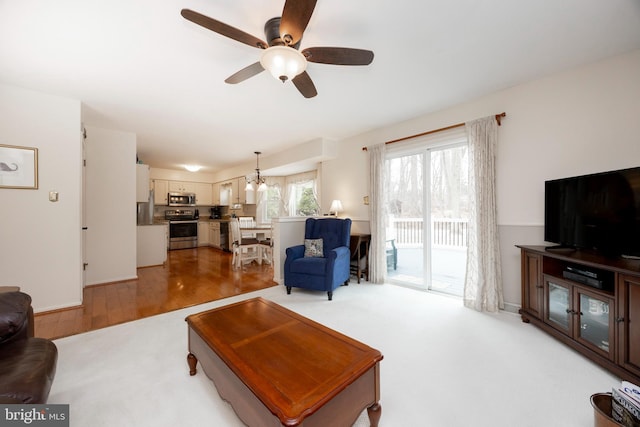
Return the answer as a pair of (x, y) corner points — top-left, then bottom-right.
(34, 301), (84, 315)
(502, 301), (521, 314)
(84, 275), (138, 288)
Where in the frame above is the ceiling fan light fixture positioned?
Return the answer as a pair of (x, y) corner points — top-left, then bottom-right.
(260, 46), (307, 82)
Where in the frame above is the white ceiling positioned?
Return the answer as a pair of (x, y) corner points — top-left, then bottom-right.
(1, 0), (640, 173)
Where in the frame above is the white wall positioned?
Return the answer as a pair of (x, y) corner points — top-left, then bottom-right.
(321, 49), (640, 310)
(0, 84), (83, 311)
(84, 126), (137, 285)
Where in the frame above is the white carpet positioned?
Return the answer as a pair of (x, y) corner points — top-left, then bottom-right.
(48, 283), (617, 426)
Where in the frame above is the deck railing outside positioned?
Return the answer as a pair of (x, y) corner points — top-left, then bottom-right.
(389, 217), (468, 248)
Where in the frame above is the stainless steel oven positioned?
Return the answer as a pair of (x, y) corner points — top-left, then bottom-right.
(165, 210), (198, 250)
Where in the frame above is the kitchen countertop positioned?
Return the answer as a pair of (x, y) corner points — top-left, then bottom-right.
(148, 218), (230, 224)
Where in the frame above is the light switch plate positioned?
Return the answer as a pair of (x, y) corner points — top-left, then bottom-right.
(49, 191), (59, 202)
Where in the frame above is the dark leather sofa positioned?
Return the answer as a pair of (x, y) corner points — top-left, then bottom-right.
(0, 291), (58, 403)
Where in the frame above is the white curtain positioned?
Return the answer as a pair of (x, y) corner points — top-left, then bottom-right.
(368, 143), (387, 283)
(256, 177), (285, 224)
(464, 116), (504, 312)
(283, 170), (317, 216)
(256, 185), (265, 224)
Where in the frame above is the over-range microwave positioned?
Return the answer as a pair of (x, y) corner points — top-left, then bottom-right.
(167, 192), (196, 207)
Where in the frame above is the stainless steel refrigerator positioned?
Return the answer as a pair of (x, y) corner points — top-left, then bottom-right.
(137, 189), (155, 225)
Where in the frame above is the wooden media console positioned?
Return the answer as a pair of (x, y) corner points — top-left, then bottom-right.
(518, 245), (640, 385)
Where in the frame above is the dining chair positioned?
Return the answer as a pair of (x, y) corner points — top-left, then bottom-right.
(238, 216), (256, 239)
(229, 218), (260, 269)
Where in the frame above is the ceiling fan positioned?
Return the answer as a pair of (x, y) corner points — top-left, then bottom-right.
(180, 0), (374, 98)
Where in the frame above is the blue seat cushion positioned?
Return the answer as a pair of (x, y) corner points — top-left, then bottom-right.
(290, 258), (327, 276)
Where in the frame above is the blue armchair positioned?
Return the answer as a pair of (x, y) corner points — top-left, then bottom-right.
(284, 218), (352, 300)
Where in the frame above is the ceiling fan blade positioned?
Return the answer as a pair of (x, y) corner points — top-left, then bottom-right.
(302, 47), (374, 65)
(225, 62), (265, 84)
(280, 0), (317, 46)
(181, 9), (267, 49)
(292, 71), (317, 98)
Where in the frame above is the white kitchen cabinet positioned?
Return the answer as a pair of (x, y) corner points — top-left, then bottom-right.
(235, 177), (246, 204)
(169, 181), (196, 193)
(234, 177), (242, 203)
(136, 225), (167, 267)
(231, 178), (240, 204)
(212, 182), (220, 206)
(153, 179), (168, 205)
(198, 221), (210, 246)
(195, 182), (213, 206)
(136, 164), (150, 202)
(212, 182), (220, 205)
(210, 222), (221, 248)
(234, 176), (256, 204)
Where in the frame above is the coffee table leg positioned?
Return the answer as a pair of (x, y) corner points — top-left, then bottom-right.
(367, 402), (381, 427)
(187, 353), (198, 376)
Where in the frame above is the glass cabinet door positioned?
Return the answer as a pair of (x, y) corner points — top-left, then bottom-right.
(576, 290), (614, 359)
(546, 280), (570, 333)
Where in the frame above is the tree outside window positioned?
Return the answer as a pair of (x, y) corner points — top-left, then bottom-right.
(288, 180), (319, 216)
(297, 187), (320, 216)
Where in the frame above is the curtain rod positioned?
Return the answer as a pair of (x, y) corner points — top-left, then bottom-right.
(362, 112), (506, 151)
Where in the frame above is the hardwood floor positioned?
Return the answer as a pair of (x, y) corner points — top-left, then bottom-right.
(34, 247), (277, 340)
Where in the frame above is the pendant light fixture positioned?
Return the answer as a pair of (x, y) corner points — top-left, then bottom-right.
(245, 151), (268, 192)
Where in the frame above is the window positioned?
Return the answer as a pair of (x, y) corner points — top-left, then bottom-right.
(290, 181), (320, 216)
(256, 171), (320, 222)
(385, 127), (469, 297)
(285, 171), (320, 217)
(260, 185), (282, 223)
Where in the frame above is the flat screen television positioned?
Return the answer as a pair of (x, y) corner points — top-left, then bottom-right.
(544, 166), (640, 258)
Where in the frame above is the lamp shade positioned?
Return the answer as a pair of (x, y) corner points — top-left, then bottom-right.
(260, 46), (307, 82)
(329, 200), (343, 215)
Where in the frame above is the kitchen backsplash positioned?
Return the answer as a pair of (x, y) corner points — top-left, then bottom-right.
(153, 204), (256, 219)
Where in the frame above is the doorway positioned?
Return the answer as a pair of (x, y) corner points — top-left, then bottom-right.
(386, 141), (469, 297)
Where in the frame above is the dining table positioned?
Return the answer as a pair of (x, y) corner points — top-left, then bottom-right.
(239, 226), (272, 240)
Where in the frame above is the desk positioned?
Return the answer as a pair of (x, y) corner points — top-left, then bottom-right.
(350, 233), (371, 283)
(186, 297), (383, 427)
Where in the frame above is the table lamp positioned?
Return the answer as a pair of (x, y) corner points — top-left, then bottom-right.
(329, 200), (343, 216)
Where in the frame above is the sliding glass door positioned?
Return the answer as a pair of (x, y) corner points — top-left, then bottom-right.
(386, 141), (469, 297)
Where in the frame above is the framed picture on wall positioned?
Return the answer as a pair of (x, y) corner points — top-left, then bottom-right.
(0, 144), (38, 189)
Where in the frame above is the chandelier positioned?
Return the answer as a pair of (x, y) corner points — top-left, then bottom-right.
(246, 151), (268, 192)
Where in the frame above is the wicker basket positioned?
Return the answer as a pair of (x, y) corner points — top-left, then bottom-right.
(591, 393), (624, 427)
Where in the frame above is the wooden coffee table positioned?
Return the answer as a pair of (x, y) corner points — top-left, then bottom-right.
(186, 297), (383, 427)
